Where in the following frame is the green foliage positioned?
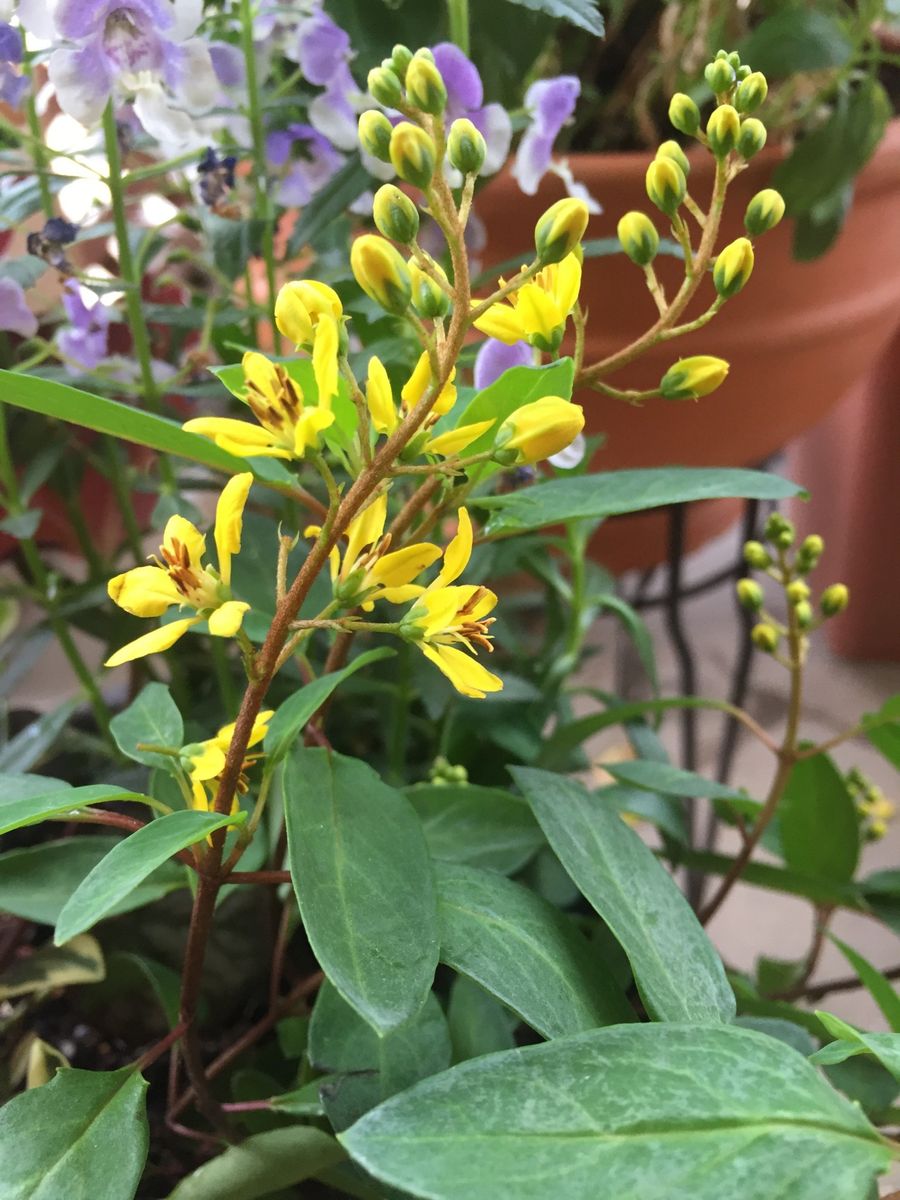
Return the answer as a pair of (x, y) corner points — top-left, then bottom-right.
(0, 783), (155, 836)
(502, 0), (603, 36)
(110, 683), (184, 771)
(0, 934), (105, 1000)
(738, 9), (853, 77)
(779, 754), (860, 883)
(168, 1127), (345, 1200)
(406, 784), (543, 874)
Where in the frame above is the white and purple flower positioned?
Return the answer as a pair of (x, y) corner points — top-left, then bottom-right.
(43, 0), (218, 146)
(295, 5), (362, 152)
(266, 122), (343, 208)
(0, 19), (27, 108)
(474, 337), (533, 390)
(512, 76), (599, 211)
(0, 277), (38, 340)
(56, 280), (110, 371)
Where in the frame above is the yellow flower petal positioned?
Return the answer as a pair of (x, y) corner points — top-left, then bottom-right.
(242, 350), (282, 404)
(379, 582), (426, 604)
(415, 586), (467, 638)
(293, 407), (335, 457)
(369, 542), (442, 589)
(366, 356), (397, 435)
(187, 740), (227, 782)
(214, 709), (274, 751)
(312, 315), (339, 407)
(554, 253), (582, 316)
(208, 600), (250, 637)
(400, 351), (432, 411)
(472, 302), (524, 344)
(183, 417), (284, 457)
(105, 617), (200, 668)
(420, 643), (503, 699)
(425, 419), (495, 458)
(345, 493), (387, 574)
(191, 777), (211, 812)
(214, 473), (253, 587)
(108, 565), (180, 617)
(163, 514), (206, 570)
(435, 507), (473, 587)
(515, 283), (563, 343)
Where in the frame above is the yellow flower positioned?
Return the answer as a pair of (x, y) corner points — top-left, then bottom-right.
(365, 354), (489, 456)
(186, 710), (273, 815)
(659, 355), (730, 400)
(184, 351), (335, 460)
(274, 280), (343, 403)
(306, 492), (442, 610)
(400, 508), (503, 699)
(366, 356), (399, 436)
(496, 396), (585, 464)
(401, 351), (457, 416)
(105, 474), (253, 667)
(473, 253), (581, 354)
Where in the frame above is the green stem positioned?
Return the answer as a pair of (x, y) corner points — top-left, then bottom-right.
(0, 408), (113, 741)
(447, 0), (470, 55)
(24, 57), (53, 219)
(102, 439), (145, 563)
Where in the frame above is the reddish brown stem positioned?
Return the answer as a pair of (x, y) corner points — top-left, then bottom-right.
(226, 869), (291, 885)
(133, 1022), (187, 1074)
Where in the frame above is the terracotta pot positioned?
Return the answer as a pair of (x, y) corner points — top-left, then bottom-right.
(476, 120), (900, 570)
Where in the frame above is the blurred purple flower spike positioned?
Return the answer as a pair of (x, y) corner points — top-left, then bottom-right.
(0, 21), (27, 107)
(513, 76), (600, 211)
(266, 122), (344, 207)
(295, 5), (361, 151)
(57, 280), (111, 371)
(474, 338), (533, 390)
(432, 42), (511, 175)
(0, 278), (38, 340)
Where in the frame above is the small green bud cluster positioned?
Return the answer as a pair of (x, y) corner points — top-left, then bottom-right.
(429, 755), (469, 786)
(764, 512), (795, 549)
(795, 534), (824, 573)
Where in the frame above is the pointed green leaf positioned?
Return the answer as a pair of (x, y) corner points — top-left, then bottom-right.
(502, 0), (602, 35)
(863, 694), (900, 769)
(284, 748), (439, 1033)
(829, 936), (900, 1032)
(604, 759), (750, 803)
(54, 810), (244, 944)
(110, 683), (183, 771)
(812, 1011), (900, 1082)
(0, 784), (155, 836)
(512, 767), (735, 1023)
(436, 862), (633, 1038)
(0, 934), (105, 1000)
(0, 700), (79, 773)
(447, 975), (517, 1062)
(780, 754), (860, 883)
(0, 1066), (148, 1200)
(342, 1025), (890, 1200)
(406, 784), (543, 875)
(168, 1127), (345, 1200)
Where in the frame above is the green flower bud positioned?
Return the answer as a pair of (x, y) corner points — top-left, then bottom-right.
(794, 600), (814, 629)
(714, 236), (754, 299)
(736, 64), (751, 80)
(409, 257), (451, 319)
(744, 188), (785, 237)
(659, 354), (729, 400)
(751, 623), (780, 653)
(820, 583), (849, 617)
(707, 105), (741, 156)
(736, 117), (767, 160)
(350, 234), (412, 314)
(735, 71), (768, 114)
(358, 110), (393, 162)
(389, 122), (437, 191)
(406, 55), (447, 115)
(669, 92), (701, 136)
(413, 47), (435, 63)
(796, 534), (824, 571)
(367, 65), (403, 109)
(656, 139), (691, 177)
(448, 117), (486, 176)
(645, 156), (686, 217)
(617, 210), (660, 266)
(765, 513), (794, 547)
(743, 540), (771, 570)
(535, 197), (590, 265)
(391, 43), (413, 80)
(736, 579), (764, 611)
(705, 59), (736, 95)
(372, 184), (420, 244)
(726, 51), (741, 70)
(786, 580), (811, 605)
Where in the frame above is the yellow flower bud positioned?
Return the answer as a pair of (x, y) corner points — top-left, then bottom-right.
(448, 117), (486, 176)
(645, 156), (686, 217)
(820, 583), (849, 617)
(656, 139), (690, 178)
(534, 197), (590, 266)
(707, 105), (741, 156)
(659, 354), (729, 400)
(736, 117), (767, 160)
(751, 623), (780, 653)
(794, 600), (814, 629)
(389, 122), (437, 191)
(350, 234), (412, 314)
(367, 64), (403, 108)
(372, 184), (420, 244)
(405, 55), (447, 115)
(495, 396), (585, 465)
(713, 237), (754, 299)
(743, 540), (771, 570)
(796, 533), (824, 571)
(358, 110), (393, 162)
(410, 257), (451, 319)
(786, 580), (811, 605)
(735, 71), (768, 114)
(744, 188), (785, 237)
(274, 280), (342, 348)
(669, 92), (700, 136)
(736, 579), (764, 611)
(705, 59), (736, 95)
(617, 211), (659, 266)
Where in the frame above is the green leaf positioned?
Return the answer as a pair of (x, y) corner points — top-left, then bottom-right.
(812, 1011), (900, 1083)
(595, 594), (658, 694)
(107, 951), (183, 1028)
(0, 1066), (148, 1200)
(264, 648), (395, 766)
(0, 369), (265, 481)
(604, 759), (750, 804)
(0, 837), (186, 925)
(110, 682), (183, 771)
(478, 468), (803, 536)
(0, 933), (105, 1000)
(269, 1079), (327, 1118)
(309, 981), (451, 1130)
(513, 767), (735, 1023)
(792, 183), (853, 262)
(0, 783), (156, 836)
(598, 783), (689, 844)
(168, 1127), (345, 1200)
(203, 214), (266, 280)
(447, 975), (517, 1062)
(0, 700), (79, 773)
(54, 810), (244, 944)
(0, 509), (42, 539)
(735, 1015), (818, 1057)
(2, 256), (48, 290)
(406, 784), (543, 875)
(738, 9), (852, 76)
(779, 754), (859, 883)
(286, 155), (371, 255)
(828, 936), (900, 1032)
(863, 694), (900, 769)
(436, 862), (633, 1038)
(283, 748), (439, 1034)
(342, 1024), (890, 1200)
(502, 0), (602, 35)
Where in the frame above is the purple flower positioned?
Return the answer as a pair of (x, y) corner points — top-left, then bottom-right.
(0, 278), (38, 339)
(266, 122), (343, 207)
(0, 21), (27, 107)
(46, 0), (218, 144)
(57, 280), (110, 371)
(513, 76), (599, 210)
(432, 42), (511, 176)
(295, 5), (361, 151)
(296, 9), (350, 87)
(474, 338), (532, 390)
(209, 41), (245, 91)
